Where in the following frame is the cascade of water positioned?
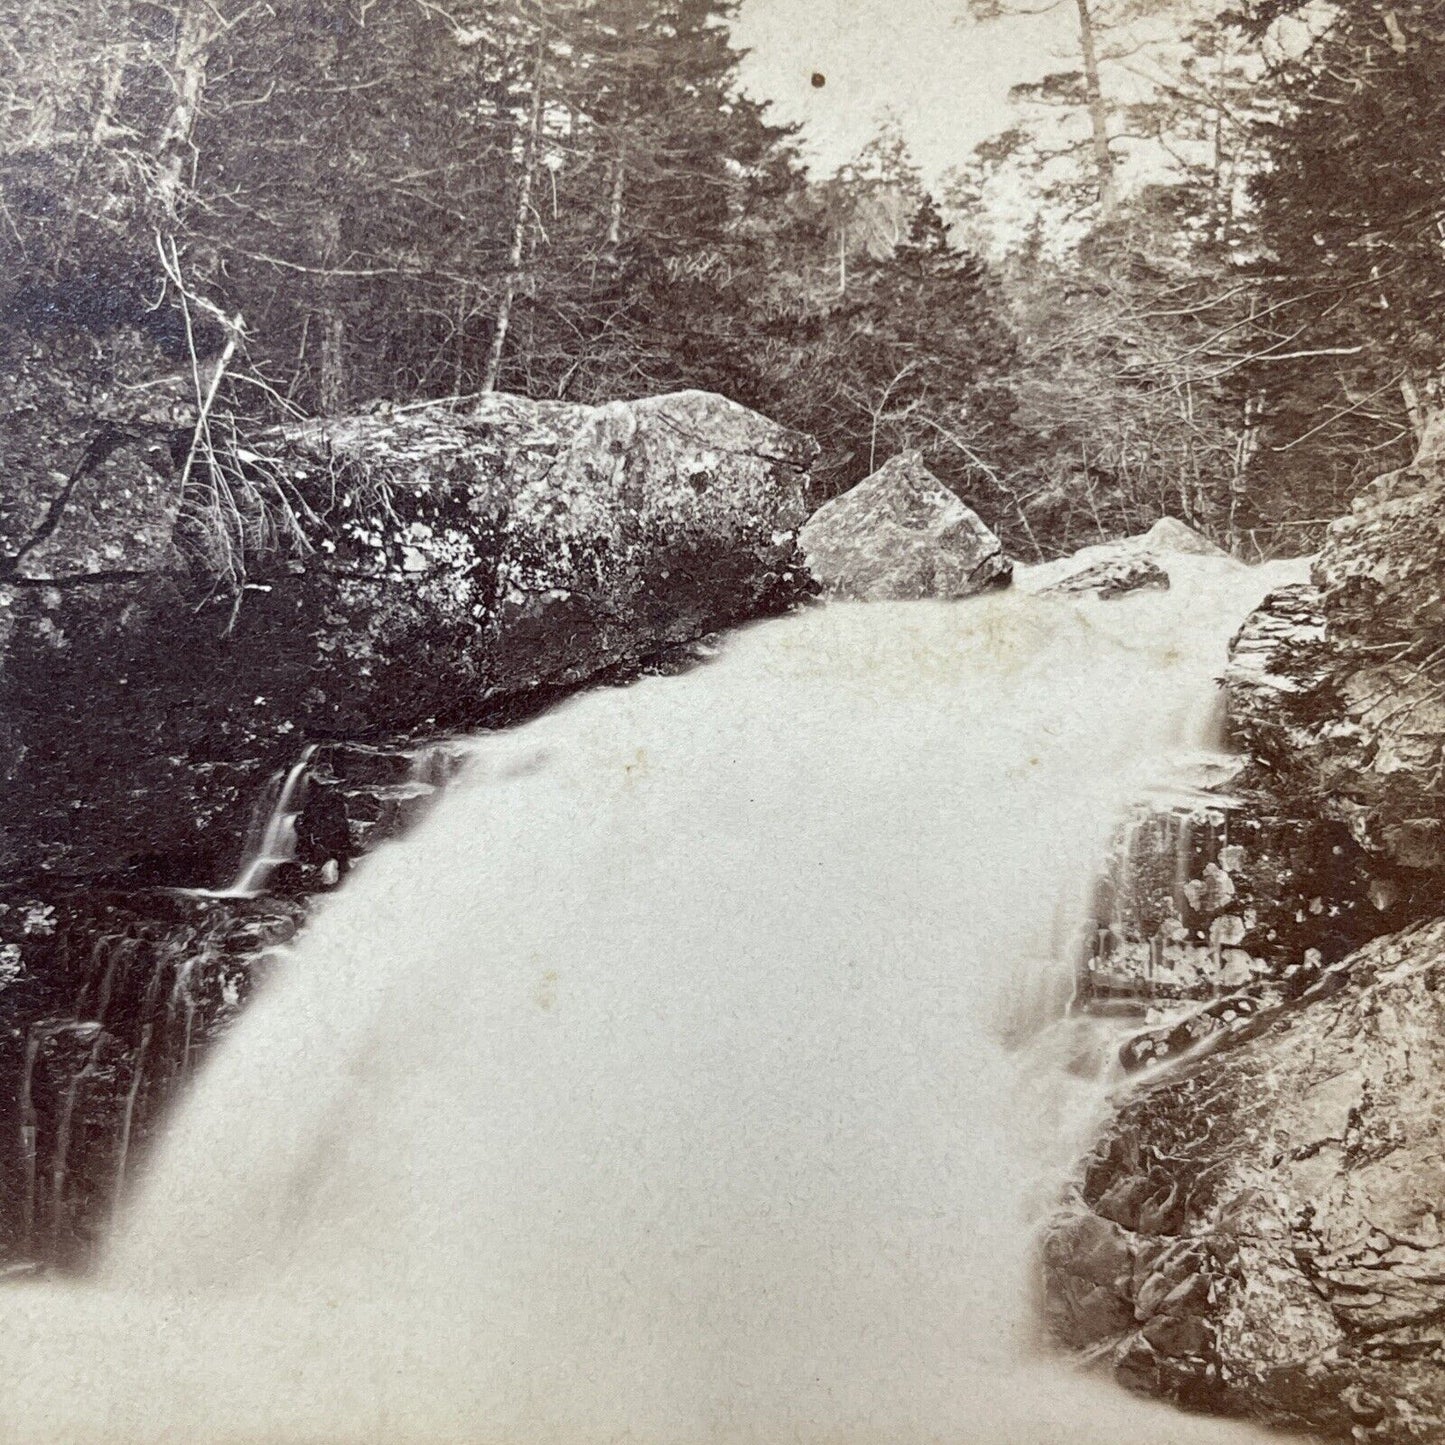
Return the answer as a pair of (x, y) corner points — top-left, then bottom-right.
(221, 743), (320, 898)
(108, 1021), (151, 1236)
(0, 559), (1307, 1445)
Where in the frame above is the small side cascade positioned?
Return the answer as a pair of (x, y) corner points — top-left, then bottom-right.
(1080, 770), (1248, 1012)
(1078, 748), (1390, 1072)
(221, 744), (321, 899)
(3, 901), (301, 1270)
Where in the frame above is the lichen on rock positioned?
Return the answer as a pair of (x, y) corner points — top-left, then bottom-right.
(0, 387), (817, 885)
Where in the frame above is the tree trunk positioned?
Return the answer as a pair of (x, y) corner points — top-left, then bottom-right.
(51, 13), (134, 268)
(1073, 0), (1118, 219)
(156, 2), (216, 216)
(606, 137), (627, 252)
(1208, 96), (1230, 245)
(1401, 373), (1445, 455)
(317, 209), (347, 413)
(319, 315), (347, 414)
(483, 27), (547, 395)
(1228, 391), (1263, 558)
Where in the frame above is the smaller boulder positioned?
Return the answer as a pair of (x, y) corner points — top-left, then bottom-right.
(1018, 516), (1226, 597)
(1044, 555), (1170, 601)
(1137, 516), (1227, 558)
(800, 452), (1011, 601)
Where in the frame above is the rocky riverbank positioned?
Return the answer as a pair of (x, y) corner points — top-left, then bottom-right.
(1047, 918), (1445, 1442)
(1045, 427), (1445, 1441)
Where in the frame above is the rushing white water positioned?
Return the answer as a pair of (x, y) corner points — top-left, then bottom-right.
(0, 557), (1308, 1445)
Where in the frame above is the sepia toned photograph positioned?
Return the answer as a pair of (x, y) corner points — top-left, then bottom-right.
(0, 0), (1440, 1440)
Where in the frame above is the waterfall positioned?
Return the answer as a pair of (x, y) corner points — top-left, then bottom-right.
(0, 557), (1305, 1444)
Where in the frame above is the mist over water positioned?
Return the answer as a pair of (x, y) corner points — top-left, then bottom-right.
(0, 560), (1305, 1444)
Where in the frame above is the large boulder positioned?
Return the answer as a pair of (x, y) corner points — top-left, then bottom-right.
(263, 389), (816, 720)
(799, 452), (1011, 600)
(1045, 918), (1445, 1443)
(0, 387), (817, 885)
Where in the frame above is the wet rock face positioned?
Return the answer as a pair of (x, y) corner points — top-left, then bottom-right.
(1050, 445), (1445, 1440)
(1074, 743), (1430, 1080)
(1045, 919), (1445, 1443)
(799, 452), (1011, 600)
(0, 734), (470, 1270)
(0, 633), (738, 1274)
(0, 887), (305, 1270)
(1227, 431), (1445, 877)
(0, 388), (817, 885)
(1080, 786), (1389, 1026)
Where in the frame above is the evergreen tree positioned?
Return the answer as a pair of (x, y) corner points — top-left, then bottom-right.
(1227, 0), (1444, 533)
(708, 174), (1027, 525)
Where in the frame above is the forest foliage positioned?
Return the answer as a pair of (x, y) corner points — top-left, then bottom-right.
(2, 0), (1443, 562)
